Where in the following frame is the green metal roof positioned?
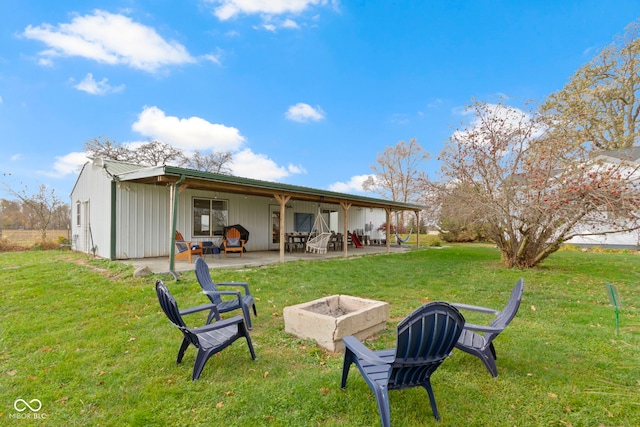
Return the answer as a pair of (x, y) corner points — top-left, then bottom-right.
(103, 159), (423, 211)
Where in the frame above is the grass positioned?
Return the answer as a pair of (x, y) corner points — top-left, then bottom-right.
(1, 245), (639, 426)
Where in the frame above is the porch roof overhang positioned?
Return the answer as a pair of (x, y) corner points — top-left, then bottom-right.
(114, 163), (424, 212)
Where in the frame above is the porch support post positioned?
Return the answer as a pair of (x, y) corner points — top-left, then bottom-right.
(340, 202), (351, 257)
(415, 209), (420, 247)
(385, 207), (392, 253)
(274, 194), (291, 263)
(169, 175), (186, 280)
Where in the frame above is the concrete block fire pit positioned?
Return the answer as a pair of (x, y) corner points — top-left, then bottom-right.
(283, 295), (390, 352)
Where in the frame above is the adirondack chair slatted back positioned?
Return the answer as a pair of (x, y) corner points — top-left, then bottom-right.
(155, 281), (200, 347)
(195, 257), (222, 305)
(487, 278), (524, 341)
(174, 231), (189, 252)
(225, 227), (242, 246)
(390, 303), (464, 389)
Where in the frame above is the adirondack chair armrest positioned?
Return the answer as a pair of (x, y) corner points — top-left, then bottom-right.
(451, 302), (500, 315)
(203, 290), (244, 305)
(462, 322), (503, 333)
(190, 315), (245, 333)
(179, 303), (219, 316)
(342, 336), (388, 366)
(216, 282), (251, 296)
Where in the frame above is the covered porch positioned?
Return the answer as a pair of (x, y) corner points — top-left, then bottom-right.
(125, 244), (413, 274)
(113, 162), (424, 277)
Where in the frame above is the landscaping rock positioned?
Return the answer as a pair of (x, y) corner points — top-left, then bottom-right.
(133, 266), (152, 278)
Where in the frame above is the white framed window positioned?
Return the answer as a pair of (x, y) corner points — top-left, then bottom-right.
(193, 198), (228, 237)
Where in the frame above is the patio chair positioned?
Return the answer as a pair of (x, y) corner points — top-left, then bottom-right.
(452, 278), (524, 377)
(223, 227), (245, 257)
(195, 258), (257, 329)
(174, 231), (202, 263)
(155, 280), (256, 381)
(341, 302), (465, 425)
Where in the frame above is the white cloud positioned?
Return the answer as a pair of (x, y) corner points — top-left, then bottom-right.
(10, 154), (21, 161)
(252, 15), (298, 32)
(132, 106), (245, 152)
(285, 102), (325, 122)
(282, 19), (300, 29)
(0, 95), (3, 104)
(129, 106), (304, 182)
(426, 98), (442, 108)
(389, 113), (409, 125)
(231, 148), (304, 181)
(22, 10), (195, 73)
(74, 73), (125, 95)
(287, 163), (307, 174)
(451, 103), (547, 159)
(328, 174), (373, 193)
(210, 0), (331, 20)
(44, 151), (89, 177)
(201, 52), (222, 66)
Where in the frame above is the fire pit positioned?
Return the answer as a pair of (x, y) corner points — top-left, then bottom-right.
(283, 295), (390, 352)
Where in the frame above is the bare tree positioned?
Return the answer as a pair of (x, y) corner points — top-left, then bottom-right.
(133, 140), (186, 166)
(1, 184), (66, 243)
(84, 138), (185, 166)
(84, 137), (134, 162)
(541, 20), (640, 150)
(363, 138), (429, 229)
(84, 137), (233, 173)
(363, 138), (428, 202)
(437, 100), (640, 268)
(0, 199), (23, 230)
(51, 203), (71, 230)
(183, 150), (233, 174)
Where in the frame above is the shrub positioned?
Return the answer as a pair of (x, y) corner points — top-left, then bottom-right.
(31, 240), (63, 251)
(0, 238), (29, 252)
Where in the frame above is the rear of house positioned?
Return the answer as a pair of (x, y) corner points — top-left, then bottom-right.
(70, 158), (409, 260)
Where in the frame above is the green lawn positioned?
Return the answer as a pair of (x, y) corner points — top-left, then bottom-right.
(1, 245), (639, 426)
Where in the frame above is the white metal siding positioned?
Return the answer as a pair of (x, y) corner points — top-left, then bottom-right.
(70, 162), (114, 258)
(116, 183), (171, 259)
(72, 164), (393, 259)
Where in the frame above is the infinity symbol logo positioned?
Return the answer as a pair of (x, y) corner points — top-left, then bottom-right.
(14, 398), (42, 412)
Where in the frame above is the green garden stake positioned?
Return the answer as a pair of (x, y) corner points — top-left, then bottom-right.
(605, 283), (622, 335)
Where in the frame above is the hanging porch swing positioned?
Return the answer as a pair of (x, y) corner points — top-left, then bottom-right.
(306, 208), (332, 254)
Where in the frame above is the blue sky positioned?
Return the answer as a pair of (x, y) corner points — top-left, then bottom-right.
(1, 1), (639, 201)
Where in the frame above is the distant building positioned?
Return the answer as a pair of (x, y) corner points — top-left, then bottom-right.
(567, 147), (640, 249)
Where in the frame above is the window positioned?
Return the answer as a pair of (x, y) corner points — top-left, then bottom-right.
(294, 212), (313, 233)
(76, 202), (81, 226)
(193, 198), (228, 237)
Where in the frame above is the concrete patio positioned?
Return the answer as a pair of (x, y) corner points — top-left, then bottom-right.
(124, 244), (413, 274)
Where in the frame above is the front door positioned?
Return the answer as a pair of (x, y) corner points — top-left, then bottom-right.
(269, 205), (281, 250)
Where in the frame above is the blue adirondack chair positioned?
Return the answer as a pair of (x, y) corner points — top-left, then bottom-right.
(341, 302), (465, 425)
(194, 257), (257, 329)
(155, 280), (256, 380)
(452, 278), (524, 377)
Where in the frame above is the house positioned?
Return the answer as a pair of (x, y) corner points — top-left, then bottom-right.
(70, 158), (424, 269)
(567, 147), (640, 249)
